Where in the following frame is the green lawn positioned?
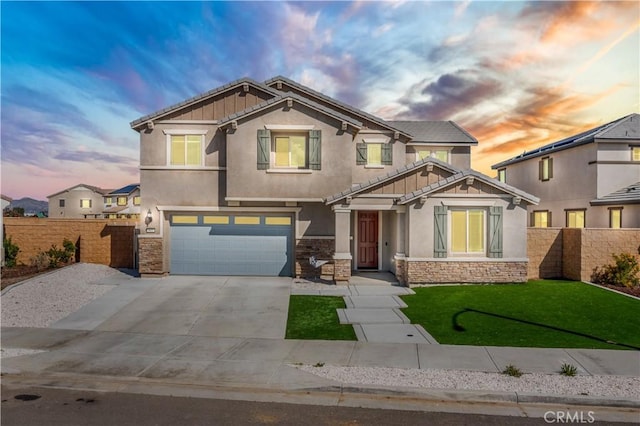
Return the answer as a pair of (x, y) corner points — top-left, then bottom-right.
(400, 280), (640, 350)
(285, 295), (357, 340)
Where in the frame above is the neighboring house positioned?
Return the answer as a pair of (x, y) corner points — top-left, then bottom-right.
(1, 194), (12, 266)
(103, 184), (141, 219)
(47, 184), (110, 219)
(492, 114), (640, 229)
(131, 76), (538, 284)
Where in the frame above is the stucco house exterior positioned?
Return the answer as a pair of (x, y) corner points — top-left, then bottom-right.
(131, 76), (538, 284)
(492, 114), (640, 229)
(103, 184), (141, 219)
(47, 184), (110, 219)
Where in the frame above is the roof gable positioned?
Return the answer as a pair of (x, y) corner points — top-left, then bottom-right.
(265, 76), (412, 139)
(325, 157), (460, 204)
(398, 170), (539, 205)
(492, 113), (640, 169)
(130, 78), (279, 130)
(217, 92), (363, 129)
(47, 184), (109, 199)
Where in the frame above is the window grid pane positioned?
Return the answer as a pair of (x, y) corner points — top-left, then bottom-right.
(542, 158), (550, 180)
(451, 211), (467, 253)
(417, 149), (430, 160)
(534, 212), (548, 228)
(275, 137), (290, 167)
(171, 135), (185, 165)
(568, 211), (585, 228)
(633, 147), (640, 161)
(610, 210), (621, 229)
(468, 210), (484, 252)
(367, 144), (382, 165)
(435, 151), (448, 162)
(290, 136), (306, 168)
(186, 135), (201, 165)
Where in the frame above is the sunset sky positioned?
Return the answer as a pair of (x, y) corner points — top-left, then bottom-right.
(1, 1), (638, 200)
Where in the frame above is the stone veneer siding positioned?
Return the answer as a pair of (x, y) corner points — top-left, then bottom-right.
(406, 260), (528, 284)
(295, 238), (335, 278)
(394, 257), (407, 286)
(138, 237), (165, 276)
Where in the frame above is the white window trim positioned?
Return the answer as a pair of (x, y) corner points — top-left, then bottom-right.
(448, 208), (487, 256)
(265, 124), (315, 131)
(363, 138), (388, 144)
(164, 130), (206, 167)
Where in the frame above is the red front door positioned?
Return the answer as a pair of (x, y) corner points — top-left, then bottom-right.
(358, 211), (378, 269)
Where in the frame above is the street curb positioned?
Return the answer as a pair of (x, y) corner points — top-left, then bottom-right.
(2, 372), (638, 410)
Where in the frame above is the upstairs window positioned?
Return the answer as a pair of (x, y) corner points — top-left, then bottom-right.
(257, 129), (321, 170)
(105, 197), (113, 205)
(80, 199), (91, 209)
(274, 135), (307, 168)
(532, 211), (550, 228)
(609, 208), (622, 229)
(117, 197), (127, 206)
(133, 196), (141, 206)
(566, 210), (585, 228)
(164, 129), (206, 167)
(356, 141), (392, 167)
(416, 148), (448, 163)
(632, 147), (640, 162)
(59, 199), (65, 208)
(497, 168), (506, 183)
(539, 157), (553, 181)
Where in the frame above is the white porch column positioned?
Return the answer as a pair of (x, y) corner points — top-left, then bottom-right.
(333, 207), (352, 283)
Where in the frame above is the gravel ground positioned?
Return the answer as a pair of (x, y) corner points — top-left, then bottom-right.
(296, 365), (640, 399)
(1, 263), (118, 328)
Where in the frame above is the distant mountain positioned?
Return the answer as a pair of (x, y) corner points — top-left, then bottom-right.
(8, 198), (48, 215)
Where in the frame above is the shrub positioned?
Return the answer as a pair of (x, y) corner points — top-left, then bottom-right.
(560, 363), (578, 377)
(30, 252), (49, 271)
(3, 237), (20, 267)
(46, 238), (76, 268)
(502, 364), (522, 377)
(592, 253), (640, 289)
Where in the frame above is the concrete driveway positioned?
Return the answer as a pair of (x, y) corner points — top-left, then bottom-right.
(52, 276), (292, 339)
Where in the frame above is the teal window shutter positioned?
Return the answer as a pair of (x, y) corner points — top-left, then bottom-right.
(309, 130), (321, 170)
(488, 206), (503, 258)
(257, 129), (270, 170)
(434, 205), (447, 258)
(381, 143), (393, 165)
(356, 143), (367, 165)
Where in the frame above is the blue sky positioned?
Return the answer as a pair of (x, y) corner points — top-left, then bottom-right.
(1, 1), (638, 199)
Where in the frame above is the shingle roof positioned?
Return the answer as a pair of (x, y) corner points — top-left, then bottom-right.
(217, 92), (363, 128)
(590, 182), (640, 205)
(265, 76), (412, 138)
(397, 169), (539, 205)
(47, 184), (110, 199)
(325, 157), (460, 204)
(107, 183), (140, 196)
(388, 121), (478, 144)
(492, 113), (640, 169)
(130, 78), (279, 129)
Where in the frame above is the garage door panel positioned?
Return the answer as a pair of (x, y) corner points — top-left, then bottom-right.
(170, 216), (292, 276)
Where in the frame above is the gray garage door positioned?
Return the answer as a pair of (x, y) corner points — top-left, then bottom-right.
(170, 214), (293, 276)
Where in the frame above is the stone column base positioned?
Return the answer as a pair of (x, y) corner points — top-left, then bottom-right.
(333, 258), (352, 284)
(394, 255), (407, 286)
(138, 237), (165, 275)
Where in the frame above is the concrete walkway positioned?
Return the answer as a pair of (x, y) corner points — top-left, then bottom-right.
(293, 280), (438, 344)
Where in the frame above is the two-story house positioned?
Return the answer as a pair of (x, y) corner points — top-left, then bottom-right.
(103, 184), (141, 219)
(492, 114), (640, 229)
(47, 184), (110, 219)
(131, 76), (538, 285)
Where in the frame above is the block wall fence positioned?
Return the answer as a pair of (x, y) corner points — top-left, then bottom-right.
(527, 228), (640, 282)
(3, 217), (136, 268)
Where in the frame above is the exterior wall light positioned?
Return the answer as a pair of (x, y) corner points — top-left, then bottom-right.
(145, 209), (153, 225)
